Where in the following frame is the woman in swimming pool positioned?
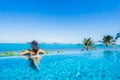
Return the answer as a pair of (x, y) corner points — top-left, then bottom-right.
(20, 40), (46, 70)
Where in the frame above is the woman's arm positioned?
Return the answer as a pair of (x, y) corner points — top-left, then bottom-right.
(38, 49), (46, 54)
(20, 50), (30, 56)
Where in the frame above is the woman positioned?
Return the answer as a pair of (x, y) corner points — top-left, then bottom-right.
(20, 40), (46, 70)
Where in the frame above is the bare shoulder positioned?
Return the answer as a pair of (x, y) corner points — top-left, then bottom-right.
(20, 50), (30, 56)
(38, 49), (46, 54)
(23, 50), (30, 53)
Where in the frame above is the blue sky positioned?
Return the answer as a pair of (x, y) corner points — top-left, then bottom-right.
(0, 0), (120, 43)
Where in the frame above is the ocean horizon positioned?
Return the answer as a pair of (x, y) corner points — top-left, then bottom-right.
(0, 43), (120, 53)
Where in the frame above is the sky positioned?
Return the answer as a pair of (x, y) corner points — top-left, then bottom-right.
(0, 0), (120, 43)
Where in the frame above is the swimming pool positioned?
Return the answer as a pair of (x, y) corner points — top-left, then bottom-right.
(0, 50), (120, 80)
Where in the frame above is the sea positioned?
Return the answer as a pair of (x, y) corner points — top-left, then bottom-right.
(0, 43), (120, 53)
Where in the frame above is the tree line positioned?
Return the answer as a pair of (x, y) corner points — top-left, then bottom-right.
(80, 32), (120, 51)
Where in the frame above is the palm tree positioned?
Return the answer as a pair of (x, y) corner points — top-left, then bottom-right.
(81, 38), (95, 51)
(98, 35), (116, 49)
(115, 32), (120, 40)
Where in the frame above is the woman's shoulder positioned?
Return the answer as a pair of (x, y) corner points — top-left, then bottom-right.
(38, 49), (46, 54)
(38, 49), (42, 52)
(38, 49), (44, 51)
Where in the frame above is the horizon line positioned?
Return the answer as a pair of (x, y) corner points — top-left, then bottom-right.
(0, 42), (120, 45)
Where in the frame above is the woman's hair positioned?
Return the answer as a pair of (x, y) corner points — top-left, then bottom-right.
(28, 40), (39, 53)
(32, 47), (39, 53)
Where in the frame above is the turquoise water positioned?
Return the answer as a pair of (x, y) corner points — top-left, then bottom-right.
(0, 43), (81, 53)
(0, 43), (120, 53)
(0, 50), (120, 80)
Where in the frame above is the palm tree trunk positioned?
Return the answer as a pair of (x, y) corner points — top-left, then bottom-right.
(106, 45), (108, 49)
(86, 47), (89, 51)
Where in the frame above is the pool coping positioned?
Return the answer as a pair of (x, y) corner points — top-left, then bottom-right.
(0, 50), (120, 59)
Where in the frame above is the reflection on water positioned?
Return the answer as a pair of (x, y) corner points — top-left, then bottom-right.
(103, 50), (114, 60)
(29, 59), (39, 70)
(0, 50), (120, 80)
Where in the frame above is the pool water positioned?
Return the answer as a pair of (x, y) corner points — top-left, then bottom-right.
(0, 50), (120, 80)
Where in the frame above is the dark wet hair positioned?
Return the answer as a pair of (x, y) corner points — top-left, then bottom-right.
(28, 40), (39, 53)
(32, 48), (38, 53)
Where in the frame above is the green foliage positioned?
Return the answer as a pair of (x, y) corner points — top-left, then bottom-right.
(45, 50), (51, 54)
(82, 38), (95, 51)
(57, 50), (64, 53)
(0, 52), (19, 56)
(22, 50), (26, 52)
(98, 35), (116, 48)
(115, 32), (120, 40)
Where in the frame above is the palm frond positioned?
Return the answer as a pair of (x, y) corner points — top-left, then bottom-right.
(100, 35), (116, 48)
(97, 41), (104, 43)
(82, 38), (94, 51)
(109, 42), (117, 48)
(115, 32), (120, 40)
